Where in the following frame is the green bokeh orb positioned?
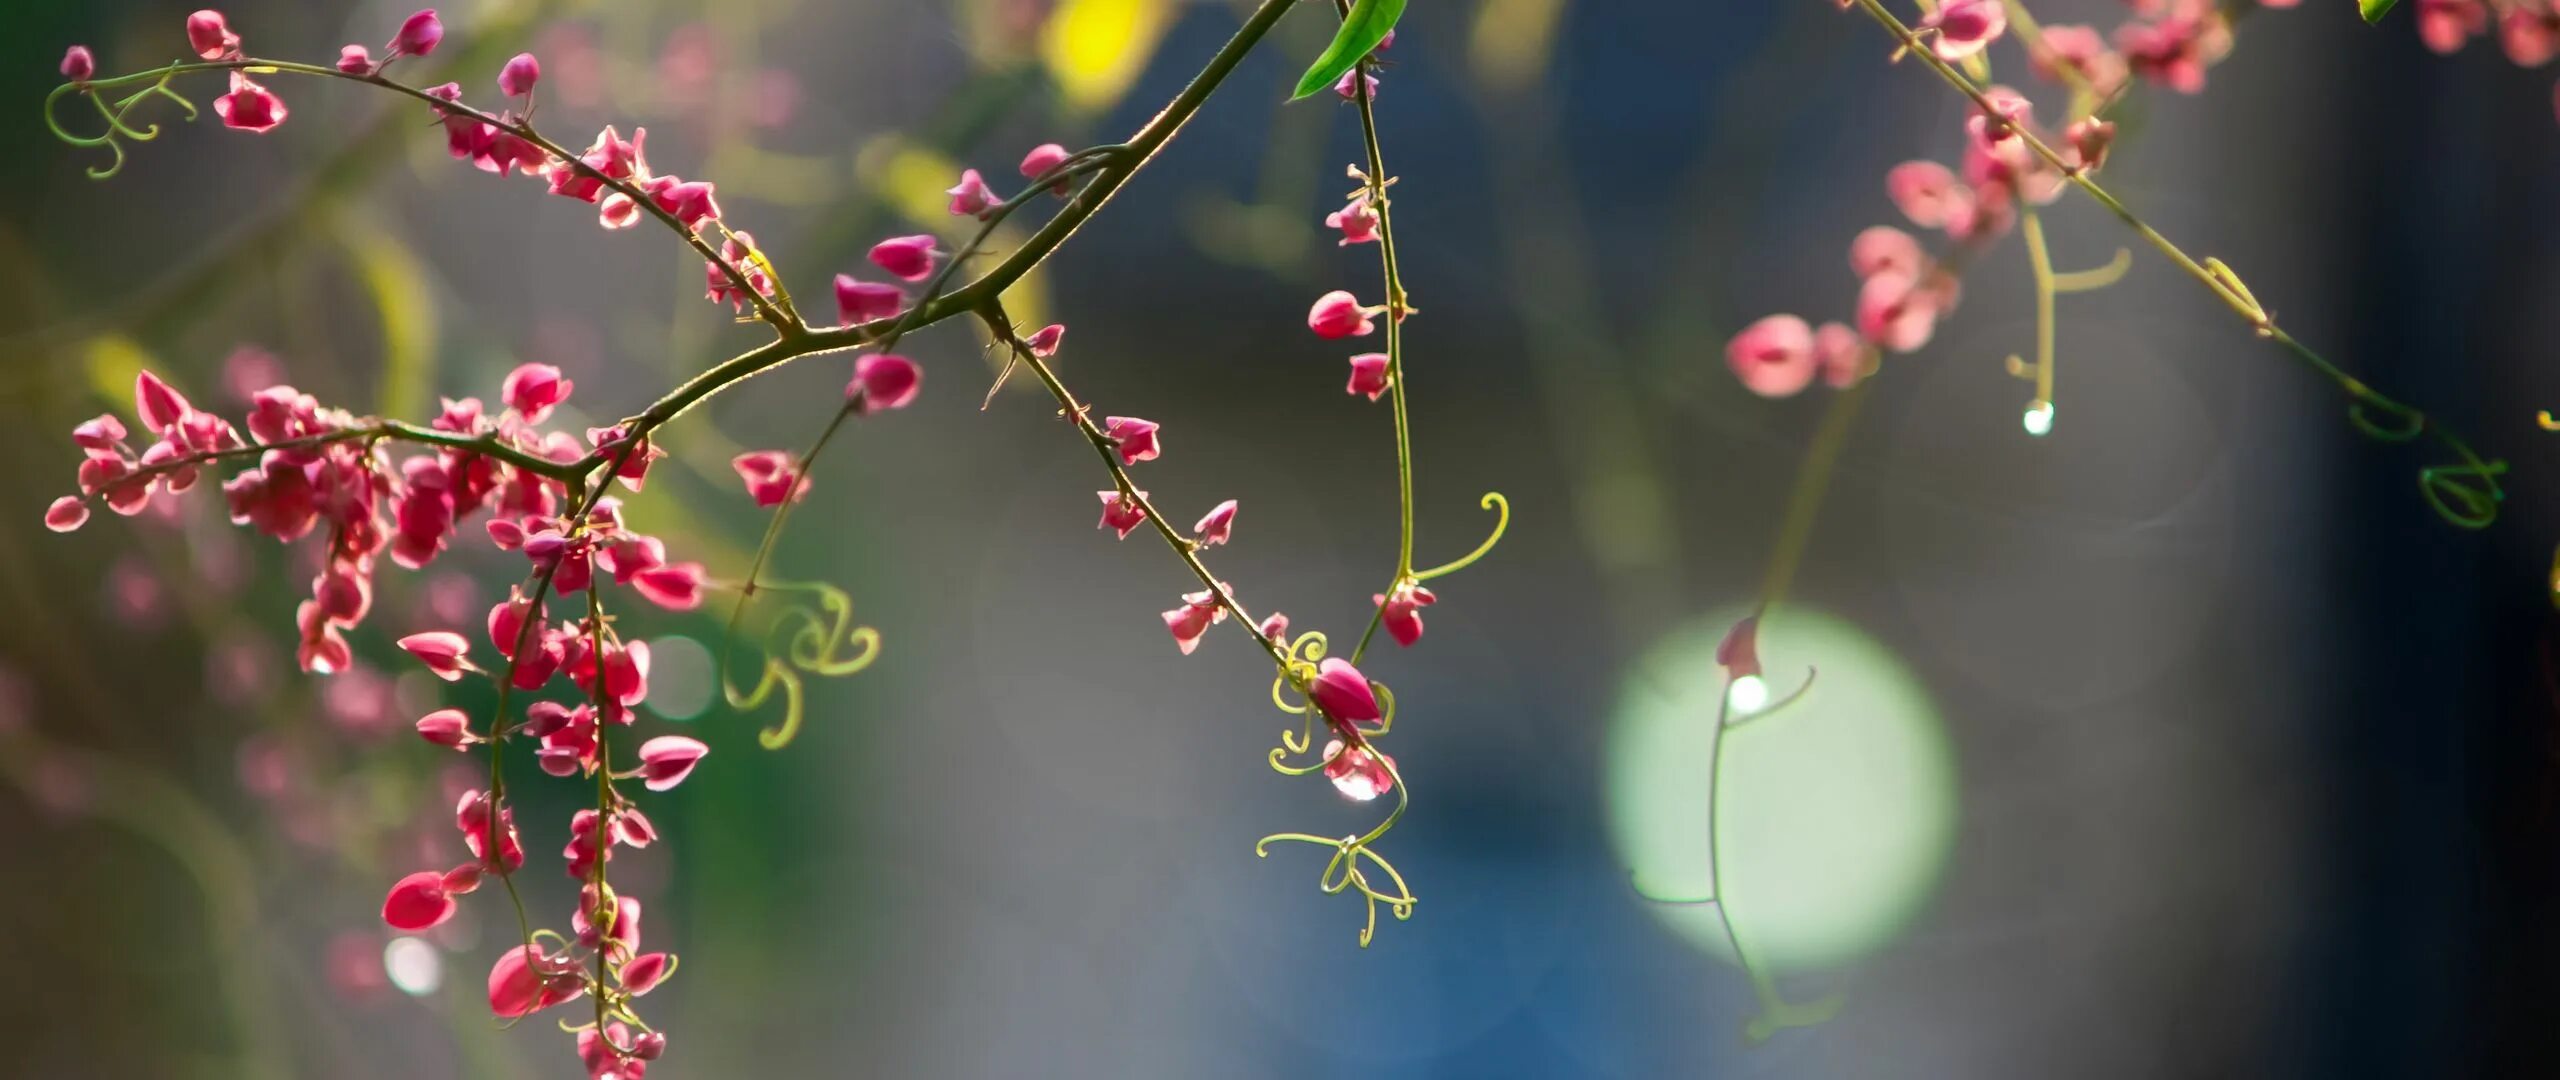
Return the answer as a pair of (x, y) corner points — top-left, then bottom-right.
(1606, 606), (1957, 972)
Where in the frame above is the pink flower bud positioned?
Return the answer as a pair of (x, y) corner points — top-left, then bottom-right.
(833, 275), (905, 325)
(867, 234), (940, 282)
(1717, 612), (1763, 681)
(1259, 612), (1291, 644)
(71, 413), (126, 452)
(44, 496), (89, 533)
(134, 371), (193, 435)
(631, 563), (708, 610)
(1192, 499), (1236, 547)
(336, 45), (373, 75)
(1161, 590), (1227, 655)
(214, 73), (286, 133)
(1019, 142), (1072, 194)
(1849, 225), (1926, 282)
(633, 1031), (668, 1060)
(1335, 68), (1379, 101)
(1373, 582), (1436, 648)
(656, 179), (722, 231)
(1308, 657), (1382, 726)
(416, 707), (472, 749)
(498, 52), (541, 97)
(1885, 160), (1969, 231)
(381, 870), (457, 930)
(636, 735), (708, 791)
(1323, 738), (1395, 801)
(487, 944), (582, 1018)
(499, 363), (572, 424)
(1325, 194), (1380, 246)
(1096, 490), (1148, 539)
(1307, 290), (1376, 339)
(946, 168), (997, 217)
(1024, 323), (1065, 357)
(397, 630), (470, 680)
(620, 952), (674, 996)
(187, 10), (239, 60)
(1814, 321), (1868, 389)
(395, 9), (444, 57)
(1346, 353), (1392, 401)
(440, 862), (483, 894)
(847, 354), (921, 414)
(61, 46), (95, 82)
(1856, 272), (1941, 354)
(1102, 416), (1160, 465)
(1725, 314), (1818, 399)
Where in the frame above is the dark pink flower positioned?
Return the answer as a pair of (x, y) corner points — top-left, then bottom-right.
(731, 450), (803, 507)
(1725, 314), (1818, 399)
(215, 72), (286, 133)
(382, 870), (458, 930)
(1307, 290), (1377, 339)
(1920, 0), (2006, 61)
(946, 168), (997, 217)
(1019, 142), (1072, 194)
(1192, 499), (1237, 547)
(61, 46), (95, 82)
(398, 631), (471, 680)
(656, 180), (722, 231)
(394, 9), (444, 58)
(1096, 490), (1148, 539)
(1024, 324), (1066, 357)
(416, 707), (472, 749)
(1346, 353), (1392, 401)
(637, 735), (708, 791)
(1322, 738), (1395, 801)
(1308, 657), (1382, 726)
(487, 944), (583, 1018)
(848, 354), (921, 414)
(1161, 588), (1228, 655)
(1326, 194), (1380, 246)
(1373, 582), (1436, 647)
(44, 496), (89, 532)
(868, 235), (939, 282)
(621, 952), (674, 996)
(134, 371), (193, 435)
(188, 10), (240, 60)
(834, 275), (904, 325)
(631, 563), (707, 610)
(1103, 416), (1160, 465)
(498, 52), (541, 97)
(336, 45), (374, 75)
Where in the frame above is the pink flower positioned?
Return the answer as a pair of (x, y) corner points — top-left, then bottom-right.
(1258, 611), (1291, 644)
(1849, 225), (1926, 282)
(1725, 314), (1818, 399)
(1326, 193), (1380, 246)
(1019, 142), (1072, 194)
(394, 9), (444, 58)
(1814, 322), (1867, 389)
(1920, 0), (2006, 61)
(946, 168), (997, 217)
(188, 10), (240, 60)
(630, 563), (707, 610)
(1322, 738), (1395, 801)
(61, 46), (95, 82)
(44, 496), (89, 532)
(416, 707), (472, 749)
(1103, 416), (1160, 465)
(1308, 657), (1382, 726)
(500, 362), (572, 423)
(487, 944), (582, 1018)
(1717, 612), (1763, 680)
(1856, 272), (1941, 354)
(2029, 25), (2129, 98)
(1373, 582), (1437, 647)
(1346, 353), (1392, 401)
(1308, 290), (1376, 339)
(731, 450), (805, 507)
(1192, 499), (1237, 547)
(1885, 160), (1970, 231)
(1161, 588), (1228, 655)
(1024, 324), (1066, 357)
(72, 413), (126, 453)
(2416, 0), (2488, 55)
(848, 354), (921, 414)
(498, 52), (541, 97)
(655, 179), (722, 231)
(1096, 490), (1148, 539)
(621, 952), (674, 996)
(456, 789), (524, 873)
(398, 631), (471, 680)
(637, 735), (708, 791)
(2502, 9), (2556, 64)
(215, 73), (287, 132)
(1335, 68), (1379, 101)
(336, 45), (374, 75)
(834, 275), (904, 325)
(1966, 85), (2033, 151)
(382, 870), (458, 931)
(868, 234), (940, 282)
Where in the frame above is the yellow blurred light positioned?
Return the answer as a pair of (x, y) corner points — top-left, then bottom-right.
(1041, 0), (1177, 113)
(1609, 606), (1957, 972)
(1471, 0), (1568, 92)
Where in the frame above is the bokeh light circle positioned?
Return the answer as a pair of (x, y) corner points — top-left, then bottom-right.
(1606, 606), (1957, 972)
(382, 936), (442, 997)
(644, 635), (715, 721)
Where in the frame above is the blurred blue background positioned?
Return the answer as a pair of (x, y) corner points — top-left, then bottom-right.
(4, 1), (2560, 1076)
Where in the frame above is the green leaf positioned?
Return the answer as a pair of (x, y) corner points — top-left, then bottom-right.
(1291, 0), (1406, 101)
(2359, 0), (2398, 24)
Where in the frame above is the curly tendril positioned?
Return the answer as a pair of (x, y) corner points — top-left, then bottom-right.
(1412, 491), (1510, 581)
(720, 579), (884, 750)
(45, 66), (201, 179)
(1256, 754), (1417, 948)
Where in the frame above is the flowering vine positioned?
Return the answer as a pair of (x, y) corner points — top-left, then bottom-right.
(38, 2), (1497, 1074)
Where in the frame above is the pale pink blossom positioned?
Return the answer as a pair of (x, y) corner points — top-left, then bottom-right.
(946, 168), (997, 217)
(1326, 193), (1380, 246)
(1161, 588), (1228, 655)
(1920, 0), (2006, 61)
(1725, 314), (1818, 398)
(637, 735), (708, 791)
(398, 631), (471, 680)
(1097, 490), (1149, 539)
(1103, 416), (1160, 465)
(1308, 290), (1377, 339)
(1322, 738), (1395, 801)
(1193, 499), (1237, 547)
